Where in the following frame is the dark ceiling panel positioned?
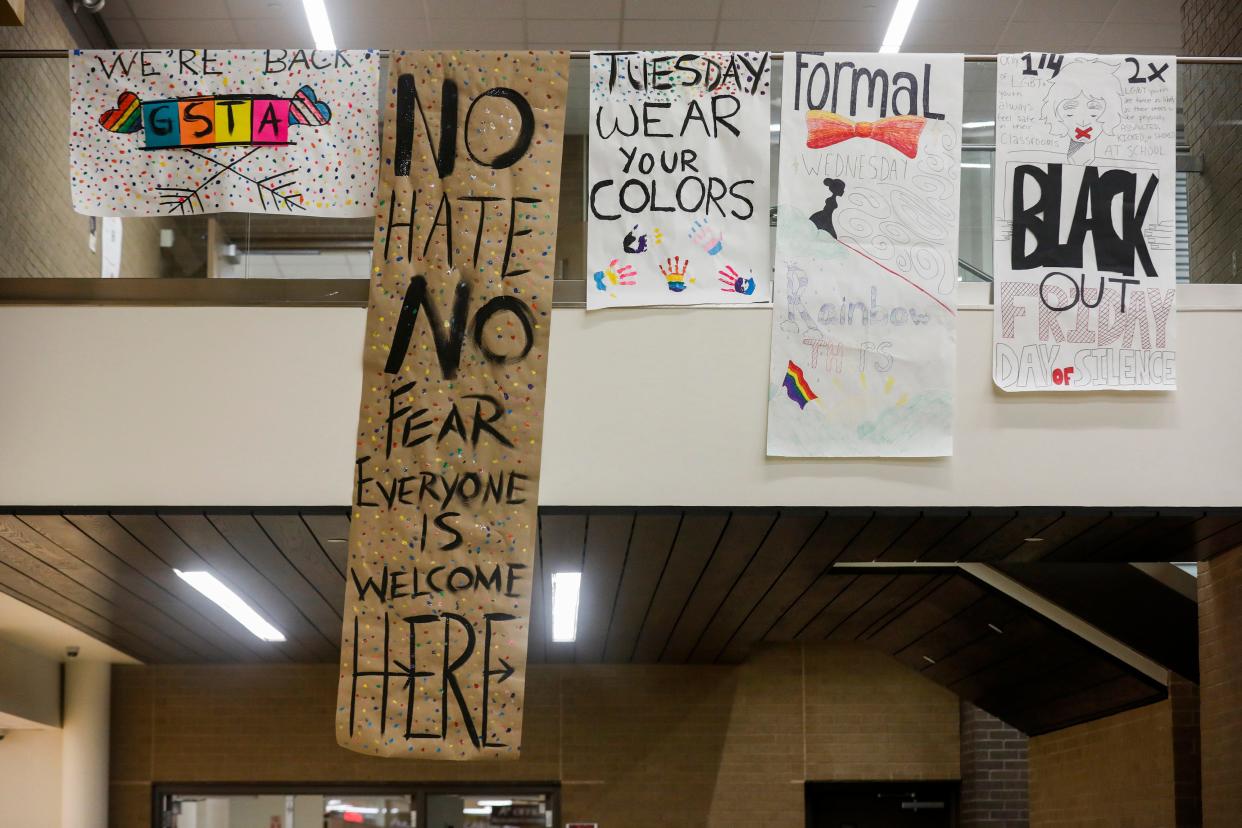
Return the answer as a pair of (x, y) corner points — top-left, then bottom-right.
(658, 510), (776, 663)
(691, 511), (825, 663)
(603, 512), (679, 662)
(572, 511), (632, 664)
(0, 505), (1201, 734)
(630, 511), (729, 663)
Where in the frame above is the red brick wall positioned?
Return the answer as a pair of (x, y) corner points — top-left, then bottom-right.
(109, 643), (961, 828)
(1028, 701), (1176, 827)
(960, 702), (1029, 827)
(1198, 546), (1242, 827)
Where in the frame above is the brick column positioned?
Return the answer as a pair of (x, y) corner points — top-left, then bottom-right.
(1199, 546), (1242, 826)
(959, 701), (1029, 827)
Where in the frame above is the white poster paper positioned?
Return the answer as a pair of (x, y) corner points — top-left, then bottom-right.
(767, 52), (963, 457)
(993, 53), (1177, 391)
(587, 51), (772, 308)
(70, 49), (379, 217)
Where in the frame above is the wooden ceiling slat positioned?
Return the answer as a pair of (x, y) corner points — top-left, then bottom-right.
(208, 515), (343, 645)
(0, 569), (164, 662)
(0, 516), (223, 660)
(971, 655), (1127, 717)
(864, 575), (985, 655)
(574, 512), (633, 664)
(0, 534), (184, 661)
(152, 514), (333, 662)
(912, 608), (1044, 684)
(801, 574), (900, 641)
(764, 572), (856, 641)
(691, 511), (826, 663)
(538, 513), (587, 664)
(1015, 675), (1166, 735)
(603, 512), (681, 662)
(30, 514), (259, 662)
(66, 514), (272, 662)
(1001, 513), (1112, 562)
(1027, 512), (1159, 562)
(962, 512), (1064, 561)
(834, 512), (921, 562)
(837, 573), (943, 642)
(720, 512), (870, 662)
(1158, 512), (1242, 559)
(660, 511), (778, 663)
(300, 513), (350, 576)
(255, 514), (347, 617)
(526, 532), (547, 665)
(630, 512), (729, 663)
(1188, 516), (1242, 560)
(918, 510), (1019, 562)
(1089, 510), (1204, 561)
(876, 512), (971, 561)
(946, 626), (1097, 700)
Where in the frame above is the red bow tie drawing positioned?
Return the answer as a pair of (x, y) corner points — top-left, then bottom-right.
(805, 111), (926, 159)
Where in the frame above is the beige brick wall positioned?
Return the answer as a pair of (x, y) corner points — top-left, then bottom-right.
(0, 0), (164, 278)
(1028, 701), (1176, 828)
(110, 642), (960, 827)
(1199, 546), (1242, 827)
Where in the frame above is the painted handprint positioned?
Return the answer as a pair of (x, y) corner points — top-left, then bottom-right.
(718, 265), (756, 296)
(688, 219), (723, 256)
(592, 259), (637, 291)
(659, 256), (690, 292)
(622, 225), (649, 254)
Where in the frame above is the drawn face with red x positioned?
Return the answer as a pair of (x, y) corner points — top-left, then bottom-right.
(1055, 91), (1108, 143)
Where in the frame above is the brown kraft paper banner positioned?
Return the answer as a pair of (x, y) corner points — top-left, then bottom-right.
(336, 50), (569, 760)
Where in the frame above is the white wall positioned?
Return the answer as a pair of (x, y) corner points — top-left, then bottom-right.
(1, 292), (1240, 508)
(0, 729), (62, 828)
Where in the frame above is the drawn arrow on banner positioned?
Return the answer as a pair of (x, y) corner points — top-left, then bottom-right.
(487, 658), (515, 684)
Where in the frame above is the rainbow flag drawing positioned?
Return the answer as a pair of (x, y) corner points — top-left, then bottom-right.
(782, 360), (817, 409)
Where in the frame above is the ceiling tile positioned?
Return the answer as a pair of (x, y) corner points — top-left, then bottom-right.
(1110, 0), (1180, 27)
(128, 0), (231, 18)
(721, 0), (818, 20)
(100, 0), (135, 19)
(527, 0), (622, 18)
(425, 0), (525, 18)
(902, 17), (1007, 50)
(333, 16), (431, 48)
(810, 19), (886, 44)
(1090, 22), (1181, 52)
(1011, 0), (1117, 23)
(917, 0), (1021, 20)
(621, 19), (716, 47)
(425, 17), (526, 46)
(816, 0), (895, 21)
(528, 19), (621, 47)
(625, 0), (722, 21)
(324, 0), (427, 17)
(138, 17), (241, 44)
(997, 19), (1104, 52)
(230, 17), (315, 48)
(716, 18), (818, 48)
(105, 18), (147, 46)
(224, 0), (303, 19)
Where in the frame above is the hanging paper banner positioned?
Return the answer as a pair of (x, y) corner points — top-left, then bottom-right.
(337, 50), (569, 761)
(993, 53), (1177, 391)
(587, 51), (772, 308)
(69, 49), (379, 217)
(767, 52), (963, 457)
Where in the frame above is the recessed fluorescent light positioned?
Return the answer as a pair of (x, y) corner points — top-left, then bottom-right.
(477, 801), (513, 808)
(880, 0), (921, 54)
(550, 571), (581, 643)
(174, 569), (286, 642)
(463, 808), (492, 815)
(1023, 537), (1044, 543)
(302, 0), (336, 50)
(770, 123), (781, 132)
(963, 121), (995, 129)
(961, 162), (991, 169)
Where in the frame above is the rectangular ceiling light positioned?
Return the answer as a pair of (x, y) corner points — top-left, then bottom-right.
(302, 0), (337, 51)
(879, 0), (921, 54)
(550, 571), (582, 643)
(174, 569), (286, 642)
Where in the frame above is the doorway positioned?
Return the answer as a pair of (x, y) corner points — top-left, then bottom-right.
(806, 781), (959, 828)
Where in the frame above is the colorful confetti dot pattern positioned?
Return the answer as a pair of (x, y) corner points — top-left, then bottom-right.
(337, 50), (569, 761)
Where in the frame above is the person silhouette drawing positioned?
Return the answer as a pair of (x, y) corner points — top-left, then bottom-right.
(809, 177), (845, 238)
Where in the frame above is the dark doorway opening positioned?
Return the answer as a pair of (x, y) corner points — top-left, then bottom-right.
(806, 781), (960, 828)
